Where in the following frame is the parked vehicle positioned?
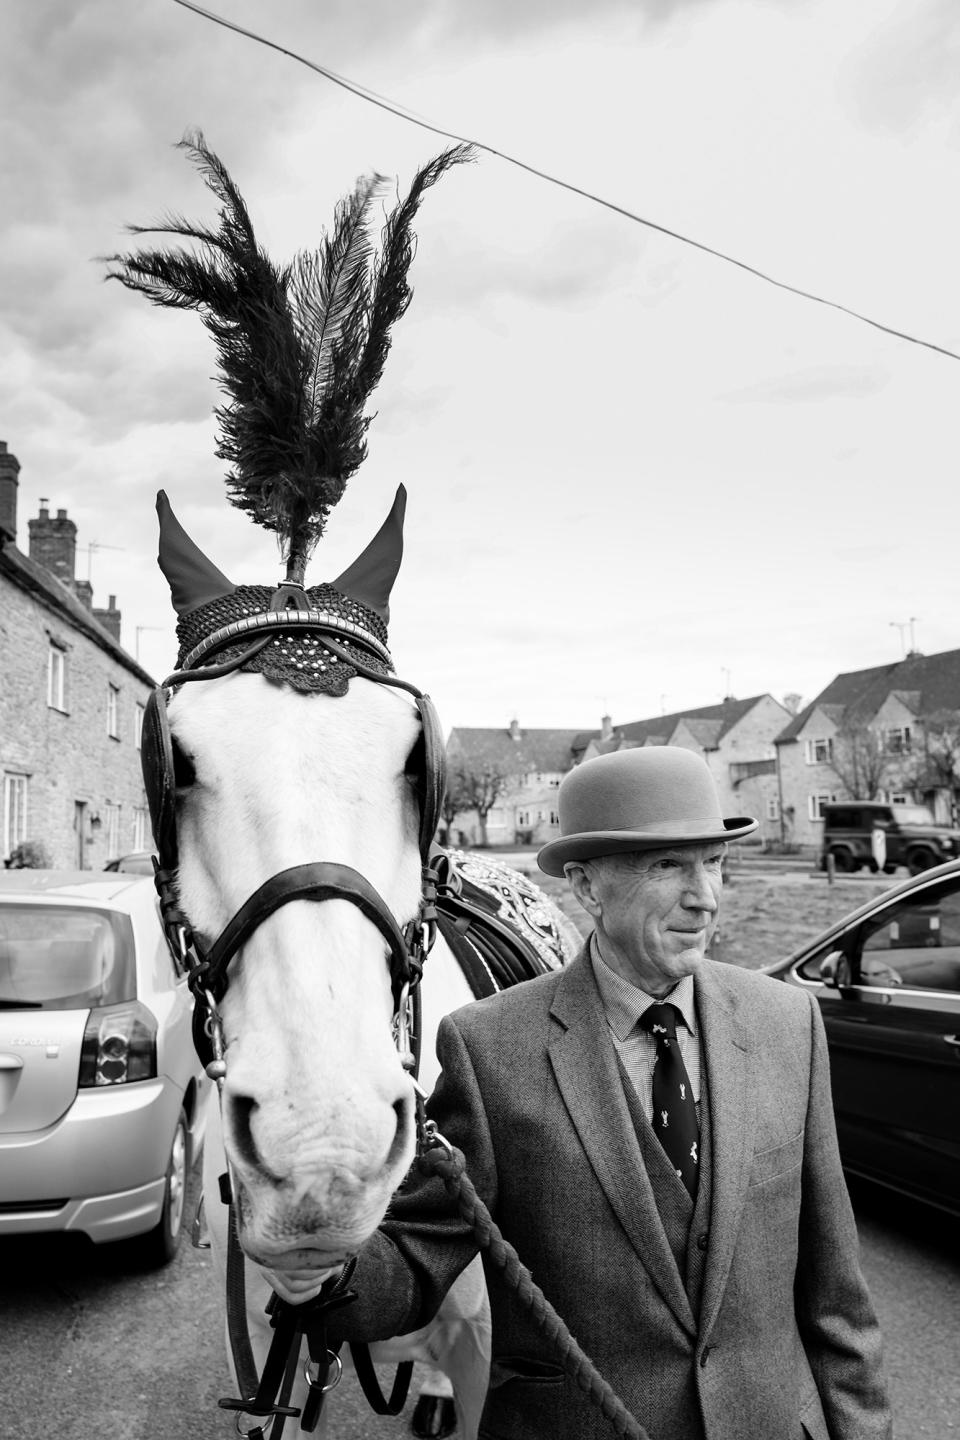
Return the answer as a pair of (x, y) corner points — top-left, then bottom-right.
(0, 871), (208, 1263)
(104, 850), (156, 876)
(819, 800), (960, 876)
(763, 858), (960, 1216)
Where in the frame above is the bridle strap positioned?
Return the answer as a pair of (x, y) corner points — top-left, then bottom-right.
(194, 861), (416, 1003)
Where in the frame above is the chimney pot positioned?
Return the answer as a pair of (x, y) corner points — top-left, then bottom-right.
(29, 502), (77, 584)
(0, 440), (20, 545)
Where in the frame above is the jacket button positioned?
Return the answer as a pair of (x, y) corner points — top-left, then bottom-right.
(697, 1231), (708, 1251)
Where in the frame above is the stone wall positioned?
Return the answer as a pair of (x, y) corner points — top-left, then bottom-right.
(1, 577), (152, 867)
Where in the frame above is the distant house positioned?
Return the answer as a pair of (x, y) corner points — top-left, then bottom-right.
(445, 696), (792, 851)
(0, 442), (155, 868)
(445, 719), (588, 846)
(775, 649), (960, 851)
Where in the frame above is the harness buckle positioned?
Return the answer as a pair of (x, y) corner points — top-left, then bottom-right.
(392, 982), (416, 1071)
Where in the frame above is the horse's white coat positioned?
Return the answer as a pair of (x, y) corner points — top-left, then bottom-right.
(174, 672), (491, 1433)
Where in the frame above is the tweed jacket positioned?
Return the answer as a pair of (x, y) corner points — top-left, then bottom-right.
(342, 949), (892, 1440)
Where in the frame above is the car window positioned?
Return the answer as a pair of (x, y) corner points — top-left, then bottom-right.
(796, 942), (842, 982)
(0, 905), (136, 1008)
(859, 882), (960, 992)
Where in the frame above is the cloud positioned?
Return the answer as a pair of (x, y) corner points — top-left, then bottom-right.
(718, 365), (889, 404)
(840, 0), (960, 131)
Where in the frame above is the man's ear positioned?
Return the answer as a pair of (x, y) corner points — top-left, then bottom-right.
(566, 862), (602, 919)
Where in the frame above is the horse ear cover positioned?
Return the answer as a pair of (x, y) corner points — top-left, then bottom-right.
(140, 688), (179, 869)
(331, 485), (406, 623)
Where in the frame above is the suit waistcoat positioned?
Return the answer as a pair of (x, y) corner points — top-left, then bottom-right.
(617, 1054), (714, 1320)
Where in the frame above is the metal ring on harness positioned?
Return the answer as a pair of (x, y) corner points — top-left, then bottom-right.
(303, 1352), (343, 1395)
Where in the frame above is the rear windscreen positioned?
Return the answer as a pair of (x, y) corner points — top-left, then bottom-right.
(0, 906), (136, 1009)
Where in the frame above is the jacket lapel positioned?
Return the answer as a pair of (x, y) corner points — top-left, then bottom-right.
(694, 962), (754, 1340)
(548, 948), (696, 1336)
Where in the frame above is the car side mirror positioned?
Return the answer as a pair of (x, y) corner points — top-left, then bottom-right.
(819, 950), (852, 988)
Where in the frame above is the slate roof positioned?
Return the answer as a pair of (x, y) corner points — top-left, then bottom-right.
(613, 695), (769, 749)
(775, 648), (960, 744)
(0, 539), (155, 686)
(446, 725), (587, 774)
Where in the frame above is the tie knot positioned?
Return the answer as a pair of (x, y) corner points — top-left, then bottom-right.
(640, 1001), (681, 1041)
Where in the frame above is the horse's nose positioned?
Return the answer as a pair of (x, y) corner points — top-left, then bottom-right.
(223, 1074), (412, 1185)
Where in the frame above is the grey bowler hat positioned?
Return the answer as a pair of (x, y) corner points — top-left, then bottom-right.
(536, 747), (758, 878)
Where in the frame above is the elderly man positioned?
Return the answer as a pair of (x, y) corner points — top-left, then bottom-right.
(339, 747), (892, 1440)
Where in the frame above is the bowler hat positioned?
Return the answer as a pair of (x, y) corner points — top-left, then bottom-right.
(537, 747), (757, 878)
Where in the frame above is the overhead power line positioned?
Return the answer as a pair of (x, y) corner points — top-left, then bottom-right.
(172, 0), (959, 365)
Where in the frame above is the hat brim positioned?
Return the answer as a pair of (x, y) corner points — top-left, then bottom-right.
(536, 817), (758, 878)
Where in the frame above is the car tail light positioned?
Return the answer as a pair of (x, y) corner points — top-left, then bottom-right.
(78, 1001), (158, 1086)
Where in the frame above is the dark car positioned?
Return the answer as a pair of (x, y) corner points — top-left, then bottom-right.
(763, 858), (960, 1216)
(820, 800), (960, 876)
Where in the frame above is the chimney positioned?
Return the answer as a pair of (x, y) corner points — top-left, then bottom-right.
(93, 593), (122, 643)
(600, 713), (613, 741)
(74, 579), (94, 610)
(29, 503), (77, 586)
(0, 441), (20, 545)
(509, 718), (521, 742)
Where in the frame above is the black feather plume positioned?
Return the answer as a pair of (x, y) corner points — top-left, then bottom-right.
(104, 131), (474, 582)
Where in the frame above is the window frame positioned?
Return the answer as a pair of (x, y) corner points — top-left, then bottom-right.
(47, 643), (67, 711)
(3, 773), (28, 860)
(106, 683), (120, 740)
(808, 792), (837, 821)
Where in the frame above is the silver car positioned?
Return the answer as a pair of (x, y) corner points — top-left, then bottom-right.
(0, 870), (209, 1264)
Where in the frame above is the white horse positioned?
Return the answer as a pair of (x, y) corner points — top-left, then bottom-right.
(161, 669), (579, 1435)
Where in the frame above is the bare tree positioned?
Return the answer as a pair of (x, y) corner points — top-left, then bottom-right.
(904, 710), (960, 818)
(451, 757), (524, 847)
(827, 720), (893, 800)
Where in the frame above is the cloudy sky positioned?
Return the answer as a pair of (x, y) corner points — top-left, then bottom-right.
(3, 0), (958, 734)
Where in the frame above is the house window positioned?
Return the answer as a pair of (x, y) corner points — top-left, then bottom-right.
(888, 793), (909, 806)
(808, 793), (837, 821)
(132, 806), (149, 851)
(884, 726), (912, 755)
(804, 738), (833, 765)
(3, 774), (28, 860)
(104, 802), (121, 857)
(517, 809), (531, 827)
(549, 810), (559, 826)
(766, 796), (780, 821)
(134, 702), (145, 750)
(107, 684), (120, 739)
(48, 644), (66, 710)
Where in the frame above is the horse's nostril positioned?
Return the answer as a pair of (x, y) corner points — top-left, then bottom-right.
(386, 1095), (412, 1170)
(229, 1093), (262, 1171)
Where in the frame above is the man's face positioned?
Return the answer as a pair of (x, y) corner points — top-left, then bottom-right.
(573, 843), (725, 997)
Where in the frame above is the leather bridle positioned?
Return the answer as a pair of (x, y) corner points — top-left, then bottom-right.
(141, 604), (446, 1074)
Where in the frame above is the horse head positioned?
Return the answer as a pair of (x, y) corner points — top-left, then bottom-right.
(146, 491), (441, 1301)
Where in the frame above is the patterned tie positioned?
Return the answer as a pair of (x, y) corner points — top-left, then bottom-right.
(639, 1001), (699, 1199)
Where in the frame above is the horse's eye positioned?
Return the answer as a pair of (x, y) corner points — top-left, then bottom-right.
(172, 738), (196, 790)
(404, 737), (424, 791)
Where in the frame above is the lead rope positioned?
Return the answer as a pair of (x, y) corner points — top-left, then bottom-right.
(415, 1118), (652, 1440)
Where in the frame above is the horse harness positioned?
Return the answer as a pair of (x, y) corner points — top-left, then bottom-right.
(140, 588), (547, 1438)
